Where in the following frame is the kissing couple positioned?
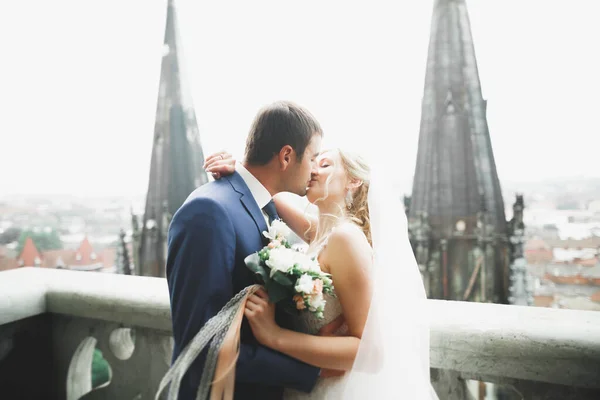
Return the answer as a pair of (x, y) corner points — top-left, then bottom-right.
(160, 101), (438, 399)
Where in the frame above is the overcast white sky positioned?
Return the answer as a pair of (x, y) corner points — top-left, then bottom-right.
(0, 0), (598, 197)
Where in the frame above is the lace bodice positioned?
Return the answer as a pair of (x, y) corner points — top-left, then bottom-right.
(292, 231), (347, 336)
(284, 223), (376, 399)
(284, 232), (348, 400)
(293, 292), (346, 335)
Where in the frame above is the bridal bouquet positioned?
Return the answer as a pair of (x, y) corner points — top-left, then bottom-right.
(244, 220), (334, 319)
(156, 220), (335, 400)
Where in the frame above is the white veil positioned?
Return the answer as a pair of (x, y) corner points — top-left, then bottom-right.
(335, 161), (438, 399)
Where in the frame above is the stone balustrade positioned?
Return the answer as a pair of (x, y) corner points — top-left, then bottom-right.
(1, 268), (599, 399)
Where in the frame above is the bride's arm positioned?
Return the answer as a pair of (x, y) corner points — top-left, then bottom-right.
(203, 152), (319, 243)
(273, 193), (318, 243)
(245, 224), (373, 371)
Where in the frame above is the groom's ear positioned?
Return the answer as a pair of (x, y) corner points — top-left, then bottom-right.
(278, 145), (294, 170)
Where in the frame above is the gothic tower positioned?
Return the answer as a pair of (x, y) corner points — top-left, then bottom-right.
(135, 0), (208, 277)
(407, 0), (518, 304)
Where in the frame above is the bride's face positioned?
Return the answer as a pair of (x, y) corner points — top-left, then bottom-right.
(306, 150), (348, 206)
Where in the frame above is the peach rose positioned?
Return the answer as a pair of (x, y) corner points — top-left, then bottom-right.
(293, 294), (306, 310)
(267, 240), (281, 249)
(312, 279), (324, 295)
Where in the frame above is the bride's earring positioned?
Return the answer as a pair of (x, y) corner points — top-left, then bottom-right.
(345, 190), (353, 209)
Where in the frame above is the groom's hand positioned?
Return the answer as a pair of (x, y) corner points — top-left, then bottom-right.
(320, 368), (345, 378)
(318, 315), (345, 337)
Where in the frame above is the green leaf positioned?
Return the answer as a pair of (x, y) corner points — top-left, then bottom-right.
(244, 253), (260, 270)
(244, 253), (269, 283)
(265, 281), (289, 304)
(258, 248), (270, 261)
(271, 271), (294, 286)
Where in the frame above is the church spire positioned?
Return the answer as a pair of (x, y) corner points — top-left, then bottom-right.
(408, 0), (511, 304)
(137, 0), (208, 277)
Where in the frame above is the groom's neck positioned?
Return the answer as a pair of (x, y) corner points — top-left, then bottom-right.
(242, 161), (279, 196)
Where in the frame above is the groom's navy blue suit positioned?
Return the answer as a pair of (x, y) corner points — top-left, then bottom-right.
(167, 171), (320, 400)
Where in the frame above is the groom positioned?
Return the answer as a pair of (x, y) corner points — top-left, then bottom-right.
(166, 101), (323, 399)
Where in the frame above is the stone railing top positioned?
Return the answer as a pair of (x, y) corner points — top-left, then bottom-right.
(428, 299), (600, 389)
(1, 267), (600, 389)
(0, 267), (171, 331)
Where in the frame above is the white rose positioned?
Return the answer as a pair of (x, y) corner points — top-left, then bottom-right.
(265, 248), (296, 277)
(292, 253), (321, 273)
(307, 258), (322, 273)
(263, 219), (291, 241)
(292, 243), (309, 253)
(271, 219), (291, 238)
(308, 292), (326, 312)
(295, 274), (314, 294)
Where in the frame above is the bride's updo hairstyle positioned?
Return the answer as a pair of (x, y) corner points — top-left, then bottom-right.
(338, 149), (372, 246)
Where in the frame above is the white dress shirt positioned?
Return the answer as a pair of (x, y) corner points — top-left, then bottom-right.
(236, 162), (272, 226)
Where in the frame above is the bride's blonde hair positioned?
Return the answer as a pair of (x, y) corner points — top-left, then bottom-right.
(307, 149), (372, 248)
(339, 149), (372, 246)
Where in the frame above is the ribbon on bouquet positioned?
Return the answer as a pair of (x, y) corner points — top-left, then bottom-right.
(155, 284), (262, 400)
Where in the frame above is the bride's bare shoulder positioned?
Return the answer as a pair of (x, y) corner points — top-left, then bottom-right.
(326, 222), (370, 254)
(322, 222), (372, 279)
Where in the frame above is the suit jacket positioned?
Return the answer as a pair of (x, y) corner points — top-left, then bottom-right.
(167, 171), (320, 400)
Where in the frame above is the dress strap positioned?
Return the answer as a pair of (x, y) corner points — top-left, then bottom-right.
(311, 228), (336, 257)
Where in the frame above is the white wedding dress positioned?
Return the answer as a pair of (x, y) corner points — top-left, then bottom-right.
(284, 232), (353, 400)
(284, 291), (348, 400)
(284, 161), (438, 399)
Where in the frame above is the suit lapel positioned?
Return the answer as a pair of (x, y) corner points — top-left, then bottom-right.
(226, 172), (268, 236)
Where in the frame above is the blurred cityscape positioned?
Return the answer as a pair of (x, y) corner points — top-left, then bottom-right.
(2, 176), (600, 311)
(0, 193), (144, 274)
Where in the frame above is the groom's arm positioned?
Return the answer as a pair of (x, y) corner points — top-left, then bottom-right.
(167, 197), (320, 393)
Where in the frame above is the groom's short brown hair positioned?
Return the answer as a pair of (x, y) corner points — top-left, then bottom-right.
(244, 101), (323, 165)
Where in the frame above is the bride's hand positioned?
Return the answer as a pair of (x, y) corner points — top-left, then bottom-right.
(203, 151), (236, 180)
(244, 288), (281, 348)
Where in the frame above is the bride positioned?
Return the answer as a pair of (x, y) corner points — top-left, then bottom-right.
(205, 148), (438, 399)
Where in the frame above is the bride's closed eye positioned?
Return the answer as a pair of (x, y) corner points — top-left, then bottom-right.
(319, 159), (331, 168)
